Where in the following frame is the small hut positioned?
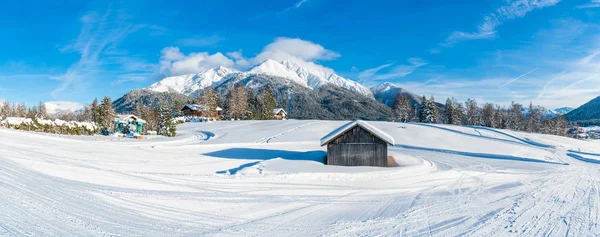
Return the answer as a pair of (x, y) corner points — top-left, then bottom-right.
(320, 120), (394, 167)
(272, 108), (287, 120)
(113, 115), (145, 134)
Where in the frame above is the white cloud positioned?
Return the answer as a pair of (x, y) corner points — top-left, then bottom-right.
(159, 47), (236, 75)
(443, 0), (560, 46)
(159, 37), (341, 77)
(281, 0), (312, 13)
(254, 37), (340, 63)
(577, 0), (600, 8)
(295, 0), (310, 8)
(44, 101), (85, 114)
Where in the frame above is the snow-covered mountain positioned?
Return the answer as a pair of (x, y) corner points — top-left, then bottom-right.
(549, 107), (574, 115)
(147, 66), (236, 96)
(279, 60), (373, 96)
(370, 82), (423, 107)
(148, 59), (373, 97)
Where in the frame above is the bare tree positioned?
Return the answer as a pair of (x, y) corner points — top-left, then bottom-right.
(481, 103), (496, 128)
(464, 99), (481, 126)
(393, 93), (413, 122)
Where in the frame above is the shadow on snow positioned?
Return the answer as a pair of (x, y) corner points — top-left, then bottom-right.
(394, 144), (567, 165)
(205, 148), (326, 174)
(567, 153), (600, 164)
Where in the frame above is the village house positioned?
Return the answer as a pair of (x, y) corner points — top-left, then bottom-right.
(320, 120), (395, 167)
(272, 108), (287, 120)
(181, 104), (223, 120)
(113, 115), (145, 134)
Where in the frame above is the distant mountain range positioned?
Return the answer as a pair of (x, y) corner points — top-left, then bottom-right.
(370, 82), (425, 107)
(147, 59), (372, 97)
(117, 59), (389, 120)
(115, 59), (593, 122)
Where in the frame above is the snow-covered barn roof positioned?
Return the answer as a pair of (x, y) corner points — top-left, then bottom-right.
(181, 104), (207, 111)
(320, 120), (395, 146)
(182, 104), (223, 112)
(273, 108), (286, 115)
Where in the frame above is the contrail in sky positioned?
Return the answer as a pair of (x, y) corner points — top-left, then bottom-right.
(499, 67), (539, 88)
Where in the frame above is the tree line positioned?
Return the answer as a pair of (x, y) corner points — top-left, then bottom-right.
(392, 94), (569, 136)
(193, 84), (278, 120)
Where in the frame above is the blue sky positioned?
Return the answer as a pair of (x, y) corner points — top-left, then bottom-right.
(1, 0), (600, 109)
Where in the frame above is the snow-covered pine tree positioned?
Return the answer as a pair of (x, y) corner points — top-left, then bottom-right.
(418, 95), (427, 123)
(158, 105), (176, 137)
(427, 96), (439, 123)
(418, 96), (437, 123)
(99, 96), (116, 131)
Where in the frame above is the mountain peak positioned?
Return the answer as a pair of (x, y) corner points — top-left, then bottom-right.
(148, 58), (374, 97)
(370, 82), (399, 93)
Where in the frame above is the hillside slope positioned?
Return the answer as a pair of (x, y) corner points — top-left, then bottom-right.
(1, 121), (599, 236)
(565, 96), (600, 125)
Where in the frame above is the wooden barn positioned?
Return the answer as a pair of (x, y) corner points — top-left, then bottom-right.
(320, 120), (395, 167)
(180, 104), (223, 119)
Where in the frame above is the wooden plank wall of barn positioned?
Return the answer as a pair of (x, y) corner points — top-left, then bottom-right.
(326, 126), (388, 167)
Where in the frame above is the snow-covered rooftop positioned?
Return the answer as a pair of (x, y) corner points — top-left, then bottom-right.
(182, 104), (223, 112)
(273, 108), (286, 115)
(320, 120), (395, 146)
(116, 114), (146, 123)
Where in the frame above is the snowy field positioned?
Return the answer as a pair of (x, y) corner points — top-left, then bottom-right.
(1, 120), (600, 236)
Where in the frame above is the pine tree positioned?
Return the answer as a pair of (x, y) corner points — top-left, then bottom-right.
(444, 98), (455, 125)
(158, 105), (176, 137)
(427, 96), (439, 123)
(246, 90), (260, 120)
(99, 96), (116, 130)
(418, 95), (427, 123)
(419, 96), (437, 123)
(258, 86), (277, 120)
